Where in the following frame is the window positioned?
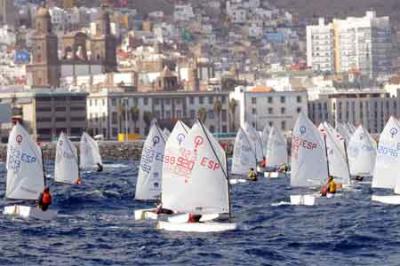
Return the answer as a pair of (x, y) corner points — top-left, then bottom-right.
(176, 110), (182, 118)
(208, 110), (214, 119)
(297, 96), (302, 103)
(71, 117), (84, 122)
(221, 96), (226, 104)
(36, 107), (51, 112)
(37, 117), (51, 122)
(222, 125), (227, 132)
(281, 107), (285, 114)
(281, 121), (286, 130)
(268, 97), (273, 103)
(111, 98), (116, 106)
(37, 128), (51, 135)
(269, 121), (273, 127)
(112, 127), (118, 137)
(280, 96), (285, 103)
(70, 106), (85, 111)
(55, 117), (66, 122)
(222, 110), (227, 122)
(189, 97), (194, 104)
(268, 108), (273, 114)
(190, 110), (195, 119)
(252, 108), (256, 114)
(155, 111), (161, 118)
(165, 99), (170, 105)
(251, 97), (256, 104)
(144, 98), (148, 105)
(165, 110), (171, 118)
(199, 96), (204, 104)
(112, 112), (117, 124)
(71, 128), (82, 134)
(208, 96), (213, 104)
(297, 107), (302, 113)
(210, 125), (215, 133)
(154, 99), (160, 105)
(55, 106), (66, 112)
(71, 96), (85, 101)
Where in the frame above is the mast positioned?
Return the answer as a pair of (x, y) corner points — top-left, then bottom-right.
(41, 144), (46, 187)
(323, 133), (330, 178)
(343, 139), (351, 179)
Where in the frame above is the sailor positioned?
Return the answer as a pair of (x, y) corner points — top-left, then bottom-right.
(155, 202), (174, 215)
(75, 176), (82, 185)
(259, 156), (267, 168)
(247, 168), (258, 181)
(96, 163), (103, 172)
(188, 213), (202, 223)
(327, 176), (337, 194)
(355, 175), (364, 181)
(38, 187), (52, 211)
(278, 163), (289, 173)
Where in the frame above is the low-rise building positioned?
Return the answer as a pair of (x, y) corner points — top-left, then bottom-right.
(87, 89), (232, 139)
(230, 85), (308, 133)
(308, 89), (400, 133)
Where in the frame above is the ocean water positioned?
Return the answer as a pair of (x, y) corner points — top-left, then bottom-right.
(0, 160), (399, 265)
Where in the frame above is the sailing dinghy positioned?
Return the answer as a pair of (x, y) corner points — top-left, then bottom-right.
(264, 126), (288, 178)
(290, 113), (328, 206)
(134, 121), (167, 220)
(157, 120), (236, 232)
(80, 132), (103, 172)
(3, 123), (57, 220)
(347, 125), (377, 177)
(244, 122), (264, 169)
(54, 132), (80, 185)
(371, 117), (400, 204)
(230, 127), (257, 184)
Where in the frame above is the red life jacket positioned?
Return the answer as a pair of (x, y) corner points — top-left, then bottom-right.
(41, 192), (52, 205)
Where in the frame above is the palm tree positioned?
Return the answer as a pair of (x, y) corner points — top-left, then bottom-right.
(130, 106), (140, 133)
(117, 103), (125, 133)
(229, 98), (238, 131)
(143, 111), (154, 134)
(197, 107), (207, 123)
(213, 98), (222, 133)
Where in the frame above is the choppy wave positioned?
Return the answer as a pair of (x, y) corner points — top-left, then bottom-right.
(0, 161), (398, 265)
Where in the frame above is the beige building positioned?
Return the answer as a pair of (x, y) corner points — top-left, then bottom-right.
(308, 89), (400, 133)
(0, 89), (88, 141)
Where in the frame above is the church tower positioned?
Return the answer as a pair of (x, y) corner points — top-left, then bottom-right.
(27, 6), (60, 88)
(90, 4), (117, 72)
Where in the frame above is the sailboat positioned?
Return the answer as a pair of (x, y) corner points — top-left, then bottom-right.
(134, 121), (166, 220)
(244, 122), (264, 172)
(54, 132), (80, 184)
(336, 123), (352, 144)
(371, 117), (400, 204)
(347, 125), (377, 177)
(3, 123), (57, 220)
(290, 113), (328, 206)
(318, 122), (350, 187)
(157, 120), (237, 232)
(264, 126), (288, 178)
(80, 132), (103, 172)
(230, 127), (257, 184)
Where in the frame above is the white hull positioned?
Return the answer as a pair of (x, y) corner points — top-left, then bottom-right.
(290, 195), (316, 206)
(168, 213), (220, 224)
(257, 166), (266, 173)
(134, 208), (159, 220)
(264, 172), (287, 178)
(157, 221), (237, 232)
(229, 178), (247, 185)
(3, 205), (57, 220)
(371, 195), (400, 205)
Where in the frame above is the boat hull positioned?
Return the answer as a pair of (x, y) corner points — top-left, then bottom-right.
(3, 205), (57, 220)
(264, 172), (287, 178)
(157, 221), (237, 232)
(134, 208), (159, 220)
(372, 195), (400, 205)
(290, 195), (316, 206)
(229, 178), (247, 185)
(168, 213), (220, 223)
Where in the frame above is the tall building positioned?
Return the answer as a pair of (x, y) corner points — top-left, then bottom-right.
(26, 6), (60, 88)
(307, 11), (392, 78)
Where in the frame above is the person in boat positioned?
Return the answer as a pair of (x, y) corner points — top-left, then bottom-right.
(278, 163), (289, 173)
(75, 176), (82, 185)
(155, 202), (174, 215)
(96, 163), (103, 172)
(188, 213), (202, 223)
(259, 156), (267, 168)
(354, 175), (364, 181)
(321, 176), (337, 196)
(247, 168), (258, 181)
(38, 187), (52, 211)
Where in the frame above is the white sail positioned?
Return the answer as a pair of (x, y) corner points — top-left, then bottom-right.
(231, 127), (257, 175)
(261, 124), (270, 157)
(244, 122), (264, 161)
(318, 123), (350, 185)
(6, 123), (44, 200)
(336, 123), (352, 145)
(266, 126), (288, 167)
(290, 113), (328, 187)
(162, 121), (229, 215)
(54, 132), (79, 184)
(372, 117), (400, 189)
(80, 132), (102, 169)
(135, 123), (166, 200)
(347, 125), (377, 176)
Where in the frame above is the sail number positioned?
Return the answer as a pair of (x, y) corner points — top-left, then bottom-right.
(200, 157), (220, 171)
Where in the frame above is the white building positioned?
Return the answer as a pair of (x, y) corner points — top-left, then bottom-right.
(87, 89), (232, 139)
(308, 89), (400, 133)
(307, 12), (392, 77)
(230, 85), (308, 133)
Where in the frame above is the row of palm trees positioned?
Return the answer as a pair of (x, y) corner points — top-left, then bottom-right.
(116, 98), (239, 134)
